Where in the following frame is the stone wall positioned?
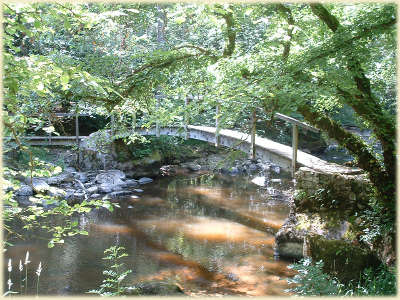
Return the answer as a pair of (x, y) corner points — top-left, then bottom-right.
(294, 167), (372, 217)
(275, 167), (380, 280)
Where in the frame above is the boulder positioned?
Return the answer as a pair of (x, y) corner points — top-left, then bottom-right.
(95, 170), (126, 186)
(15, 184), (33, 197)
(31, 178), (51, 193)
(181, 162), (201, 172)
(64, 189), (75, 200)
(64, 167), (77, 173)
(74, 172), (88, 183)
(46, 172), (74, 185)
(47, 187), (67, 198)
(73, 192), (86, 201)
(98, 183), (113, 194)
(16, 196), (33, 207)
(138, 177), (153, 185)
(86, 186), (98, 194)
(124, 179), (139, 187)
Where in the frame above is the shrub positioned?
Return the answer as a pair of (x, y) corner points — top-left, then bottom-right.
(286, 258), (396, 296)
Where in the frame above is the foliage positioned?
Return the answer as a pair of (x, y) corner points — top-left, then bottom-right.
(87, 246), (138, 296)
(286, 258), (396, 296)
(3, 151), (116, 248)
(344, 265), (396, 296)
(286, 258), (343, 296)
(3, 1), (396, 274)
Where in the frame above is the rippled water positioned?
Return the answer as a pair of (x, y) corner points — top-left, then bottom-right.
(4, 171), (296, 296)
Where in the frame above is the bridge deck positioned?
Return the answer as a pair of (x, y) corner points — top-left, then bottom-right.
(188, 126), (360, 174)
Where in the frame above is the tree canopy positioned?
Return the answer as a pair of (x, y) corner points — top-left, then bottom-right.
(3, 2), (396, 209)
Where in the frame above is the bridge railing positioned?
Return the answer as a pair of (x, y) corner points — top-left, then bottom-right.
(10, 108), (319, 177)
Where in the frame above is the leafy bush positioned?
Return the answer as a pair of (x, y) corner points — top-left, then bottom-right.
(286, 258), (396, 296)
(344, 266), (397, 296)
(286, 258), (343, 296)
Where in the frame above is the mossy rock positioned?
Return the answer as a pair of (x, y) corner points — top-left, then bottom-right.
(308, 235), (380, 283)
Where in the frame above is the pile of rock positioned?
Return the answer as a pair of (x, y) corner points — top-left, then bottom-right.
(178, 154), (282, 177)
(11, 168), (153, 207)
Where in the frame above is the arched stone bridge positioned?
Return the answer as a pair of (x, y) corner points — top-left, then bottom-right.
(24, 124), (361, 175)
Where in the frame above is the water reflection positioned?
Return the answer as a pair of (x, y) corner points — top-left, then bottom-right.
(4, 172), (294, 296)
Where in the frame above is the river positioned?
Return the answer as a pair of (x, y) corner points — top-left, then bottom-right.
(4, 170), (296, 296)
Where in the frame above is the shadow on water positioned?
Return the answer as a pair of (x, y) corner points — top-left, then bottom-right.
(4, 172), (296, 296)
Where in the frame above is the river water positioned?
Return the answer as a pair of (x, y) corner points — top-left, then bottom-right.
(4, 171), (296, 296)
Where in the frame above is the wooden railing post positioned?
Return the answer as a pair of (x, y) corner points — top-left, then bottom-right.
(156, 94), (160, 137)
(75, 111), (80, 166)
(48, 115), (52, 145)
(132, 111), (136, 132)
(184, 96), (189, 140)
(215, 101), (221, 147)
(292, 124), (299, 177)
(250, 109), (257, 160)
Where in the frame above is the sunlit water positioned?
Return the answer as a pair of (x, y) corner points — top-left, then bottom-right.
(4, 171), (297, 296)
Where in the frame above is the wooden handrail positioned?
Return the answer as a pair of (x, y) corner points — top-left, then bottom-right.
(275, 113), (320, 133)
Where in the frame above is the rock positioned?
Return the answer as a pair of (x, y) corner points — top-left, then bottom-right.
(47, 172), (74, 185)
(109, 190), (133, 198)
(271, 165), (280, 174)
(251, 176), (266, 187)
(248, 163), (258, 172)
(73, 192), (86, 201)
(64, 167), (76, 173)
(160, 165), (177, 176)
(86, 186), (98, 194)
(126, 281), (184, 296)
(257, 162), (270, 171)
(98, 183), (113, 194)
(31, 178), (51, 193)
(95, 170), (126, 185)
(229, 167), (239, 175)
(181, 162), (201, 172)
(15, 184), (33, 197)
(64, 189), (75, 200)
(74, 172), (88, 183)
(16, 196), (33, 207)
(47, 187), (66, 198)
(188, 163), (201, 172)
(225, 273), (239, 282)
(41, 199), (59, 210)
(90, 193), (101, 199)
(124, 179), (139, 187)
(111, 185), (125, 192)
(133, 189), (144, 193)
(138, 177), (153, 185)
